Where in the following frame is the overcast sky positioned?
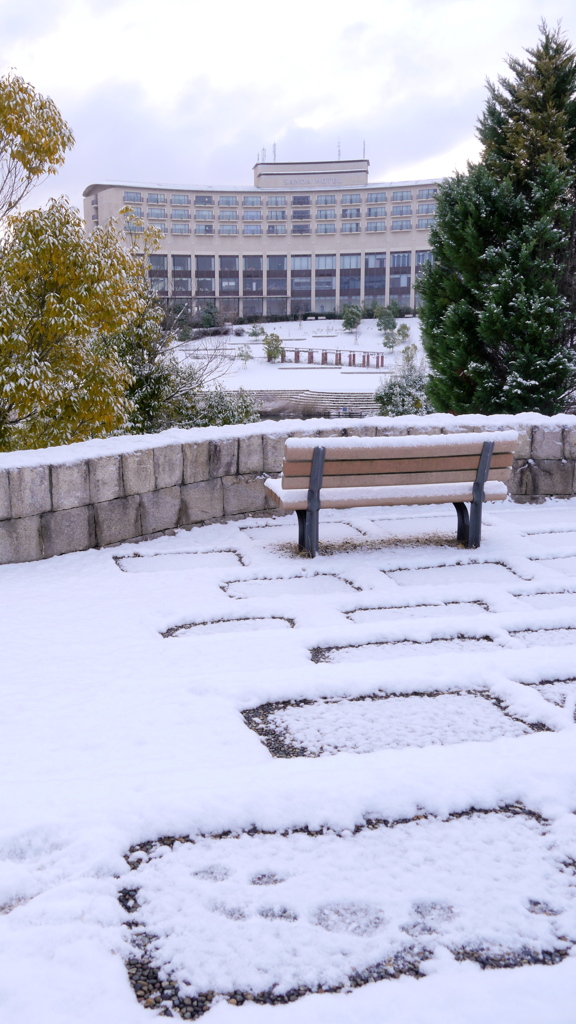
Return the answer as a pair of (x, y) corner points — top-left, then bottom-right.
(1, 0), (575, 210)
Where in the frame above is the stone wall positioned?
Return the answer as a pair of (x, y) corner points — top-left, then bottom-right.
(1, 414), (575, 564)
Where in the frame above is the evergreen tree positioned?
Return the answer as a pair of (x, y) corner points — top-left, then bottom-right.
(419, 23), (576, 414)
(374, 345), (432, 416)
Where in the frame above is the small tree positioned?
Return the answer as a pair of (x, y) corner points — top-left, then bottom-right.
(376, 306), (396, 333)
(374, 345), (432, 417)
(263, 332), (283, 362)
(248, 323), (265, 339)
(237, 344), (253, 369)
(342, 305), (362, 332)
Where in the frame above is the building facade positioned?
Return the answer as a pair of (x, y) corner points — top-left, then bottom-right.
(83, 159), (439, 317)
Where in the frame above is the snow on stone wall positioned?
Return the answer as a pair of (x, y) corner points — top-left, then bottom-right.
(0, 413), (575, 564)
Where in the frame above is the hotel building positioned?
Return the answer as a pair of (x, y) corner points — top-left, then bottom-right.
(83, 159), (439, 317)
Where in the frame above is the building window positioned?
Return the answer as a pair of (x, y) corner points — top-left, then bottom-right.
(416, 250), (433, 267)
(267, 255), (287, 295)
(147, 193), (166, 204)
(149, 254), (168, 296)
(291, 256), (311, 270)
(316, 255), (336, 270)
(195, 256), (215, 295)
(417, 187), (438, 199)
(219, 225), (238, 234)
(219, 256), (239, 295)
(172, 255), (191, 296)
(152, 222), (167, 233)
(243, 210), (262, 221)
(292, 195), (310, 205)
(194, 224), (212, 235)
(267, 298), (287, 315)
(341, 254), (361, 269)
(316, 223), (336, 234)
(194, 195), (214, 206)
(365, 252), (386, 303)
(171, 194), (190, 205)
(267, 196), (286, 206)
(392, 190), (412, 201)
(367, 191), (386, 203)
(315, 254), (336, 298)
(292, 224), (311, 234)
(366, 220), (386, 232)
(341, 193), (361, 204)
(218, 196), (238, 206)
(317, 208), (336, 220)
(367, 206), (386, 218)
(243, 224), (262, 234)
(417, 203), (436, 215)
(126, 206), (143, 217)
(123, 191), (142, 203)
(267, 209), (286, 220)
(171, 223), (190, 234)
(340, 250), (361, 301)
(219, 210), (238, 221)
(243, 195), (262, 206)
(243, 255), (263, 295)
(195, 210), (214, 220)
(341, 222), (361, 232)
(316, 194), (336, 205)
(292, 209), (310, 220)
(392, 204), (412, 216)
(417, 217), (436, 229)
(171, 208), (190, 219)
(341, 207), (361, 218)
(267, 224), (287, 234)
(243, 297), (263, 316)
(125, 222), (144, 233)
(391, 219), (411, 231)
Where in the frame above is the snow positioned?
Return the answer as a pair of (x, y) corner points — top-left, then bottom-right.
(0, 497), (576, 1023)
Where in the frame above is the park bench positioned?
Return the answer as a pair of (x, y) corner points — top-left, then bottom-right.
(264, 430), (518, 556)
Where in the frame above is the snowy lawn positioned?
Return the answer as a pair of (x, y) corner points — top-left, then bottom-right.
(0, 497), (576, 1024)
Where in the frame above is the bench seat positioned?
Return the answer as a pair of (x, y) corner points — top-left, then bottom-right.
(264, 476), (509, 510)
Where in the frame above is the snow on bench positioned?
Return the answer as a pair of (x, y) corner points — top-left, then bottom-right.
(264, 430), (518, 555)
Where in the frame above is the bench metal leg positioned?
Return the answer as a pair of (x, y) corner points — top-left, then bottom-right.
(453, 502), (469, 545)
(296, 509), (306, 551)
(467, 440), (495, 549)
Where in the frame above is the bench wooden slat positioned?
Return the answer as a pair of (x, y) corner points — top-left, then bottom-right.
(283, 467), (512, 489)
(285, 435), (517, 462)
(282, 452), (514, 477)
(264, 476), (509, 510)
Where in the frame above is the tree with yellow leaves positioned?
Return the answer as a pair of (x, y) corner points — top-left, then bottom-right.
(0, 198), (150, 449)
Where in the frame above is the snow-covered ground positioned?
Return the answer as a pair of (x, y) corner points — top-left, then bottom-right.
(1, 497), (576, 1024)
(184, 318), (422, 394)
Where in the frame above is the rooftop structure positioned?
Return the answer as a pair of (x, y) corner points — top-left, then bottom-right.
(83, 159), (440, 316)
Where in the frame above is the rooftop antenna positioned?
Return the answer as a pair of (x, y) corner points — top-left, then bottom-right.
(337, 138), (341, 160)
(362, 139), (366, 158)
(273, 142), (276, 162)
(262, 147), (266, 162)
(257, 150), (260, 164)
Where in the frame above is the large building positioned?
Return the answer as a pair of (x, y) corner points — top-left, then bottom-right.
(83, 159), (439, 317)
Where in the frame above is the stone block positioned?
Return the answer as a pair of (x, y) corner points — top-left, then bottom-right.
(183, 441), (210, 484)
(9, 465), (51, 518)
(0, 516), (42, 564)
(531, 459), (574, 496)
(140, 486), (181, 534)
(94, 495), (141, 546)
(508, 460), (531, 497)
(514, 425), (532, 459)
(122, 449), (155, 495)
(209, 438), (238, 477)
(0, 469), (10, 520)
(41, 506), (95, 558)
(88, 456), (123, 503)
(223, 475), (267, 516)
(532, 426), (563, 460)
(239, 435), (264, 474)
(563, 426), (576, 460)
(51, 461), (90, 511)
(342, 425), (377, 437)
(375, 424), (408, 436)
(263, 435), (287, 473)
(153, 445), (183, 489)
(409, 425), (442, 435)
(180, 478), (224, 524)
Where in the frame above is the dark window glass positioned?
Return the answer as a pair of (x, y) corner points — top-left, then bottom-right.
(292, 195), (310, 205)
(244, 256), (263, 271)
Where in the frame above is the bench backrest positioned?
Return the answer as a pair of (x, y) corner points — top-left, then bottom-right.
(280, 431), (517, 490)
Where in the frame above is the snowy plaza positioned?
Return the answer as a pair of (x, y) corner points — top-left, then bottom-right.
(1, 486), (576, 1024)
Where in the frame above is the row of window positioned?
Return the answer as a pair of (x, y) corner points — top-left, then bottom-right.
(153, 219), (434, 235)
(150, 252), (431, 271)
(124, 187), (438, 207)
